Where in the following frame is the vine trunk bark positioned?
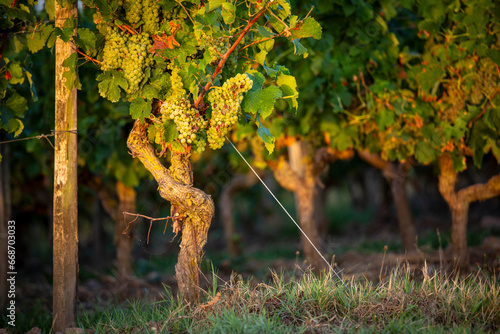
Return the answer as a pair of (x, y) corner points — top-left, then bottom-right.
(288, 141), (324, 272)
(358, 151), (417, 253)
(438, 154), (500, 270)
(127, 120), (214, 303)
(271, 142), (351, 274)
(53, 0), (78, 331)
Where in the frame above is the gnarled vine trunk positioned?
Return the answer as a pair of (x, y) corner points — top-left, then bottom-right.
(127, 120), (214, 303)
(438, 154), (500, 270)
(289, 141), (324, 272)
(358, 151), (417, 253)
(271, 142), (352, 274)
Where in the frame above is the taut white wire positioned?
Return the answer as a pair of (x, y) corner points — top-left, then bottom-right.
(225, 136), (346, 286)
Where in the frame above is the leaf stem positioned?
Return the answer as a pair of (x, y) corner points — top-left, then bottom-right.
(193, 6), (268, 109)
(175, 0), (194, 25)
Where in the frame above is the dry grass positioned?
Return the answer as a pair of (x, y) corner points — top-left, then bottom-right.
(76, 262), (500, 333)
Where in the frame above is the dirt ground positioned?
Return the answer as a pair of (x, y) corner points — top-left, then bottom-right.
(12, 230), (500, 328)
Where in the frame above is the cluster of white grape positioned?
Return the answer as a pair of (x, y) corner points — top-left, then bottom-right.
(142, 0), (160, 34)
(100, 28), (127, 71)
(123, 0), (159, 34)
(100, 29), (153, 95)
(122, 33), (153, 94)
(168, 62), (186, 97)
(195, 30), (247, 72)
(160, 97), (209, 153)
(196, 31), (227, 63)
(124, 0), (141, 25)
(207, 73), (253, 149)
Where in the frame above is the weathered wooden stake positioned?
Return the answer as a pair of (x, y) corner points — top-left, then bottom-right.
(53, 0), (78, 331)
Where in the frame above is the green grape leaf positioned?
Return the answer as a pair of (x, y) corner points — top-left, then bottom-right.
(292, 39), (308, 57)
(143, 74), (170, 100)
(331, 89), (353, 112)
(414, 65), (444, 91)
(73, 28), (97, 56)
(487, 50), (500, 66)
(330, 124), (357, 151)
(170, 140), (184, 152)
(62, 52), (81, 91)
(277, 72), (298, 109)
(6, 60), (24, 85)
(246, 70), (265, 89)
(148, 125), (157, 143)
(195, 6), (220, 25)
(207, 0), (225, 11)
(7, 35), (25, 54)
(262, 62), (277, 78)
(257, 26), (273, 38)
(45, 0), (55, 19)
(163, 119), (179, 144)
(25, 71), (38, 101)
(275, 0), (291, 16)
(97, 70), (128, 103)
(142, 85), (160, 100)
(291, 17), (322, 40)
(255, 50), (268, 65)
(88, 0), (115, 18)
(376, 108), (395, 130)
(485, 107), (500, 131)
(1, 90), (27, 137)
(6, 119), (24, 137)
(130, 97), (152, 123)
(451, 154), (466, 172)
(4, 90), (28, 117)
(59, 16), (76, 43)
(269, 15), (286, 34)
(243, 84), (282, 119)
(221, 2), (236, 24)
(415, 141), (436, 164)
(257, 118), (275, 154)
(26, 24), (53, 53)
(46, 29), (58, 49)
(485, 137), (500, 163)
(259, 86), (283, 119)
(258, 38), (275, 52)
(2, 6), (34, 23)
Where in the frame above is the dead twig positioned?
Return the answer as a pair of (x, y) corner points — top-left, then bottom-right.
(122, 211), (185, 244)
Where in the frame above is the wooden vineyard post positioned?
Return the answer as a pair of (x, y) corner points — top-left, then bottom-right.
(53, 0), (78, 331)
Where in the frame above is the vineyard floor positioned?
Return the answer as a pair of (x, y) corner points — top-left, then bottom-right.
(5, 219), (500, 333)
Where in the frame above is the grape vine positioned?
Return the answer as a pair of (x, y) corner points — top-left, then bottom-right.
(82, 0), (318, 154)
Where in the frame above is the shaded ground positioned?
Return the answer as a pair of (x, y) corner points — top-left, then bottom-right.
(8, 221), (500, 333)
